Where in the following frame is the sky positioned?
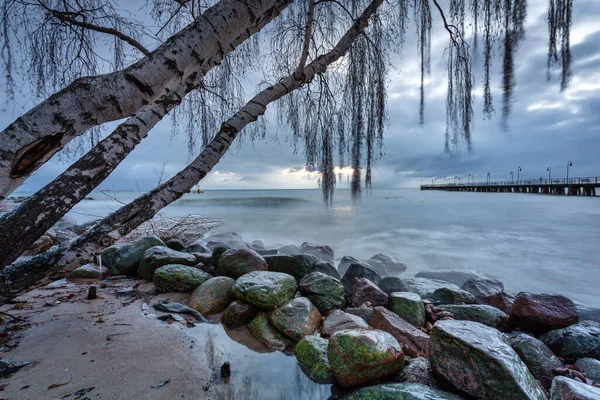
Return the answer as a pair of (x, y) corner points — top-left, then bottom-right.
(1, 0), (600, 192)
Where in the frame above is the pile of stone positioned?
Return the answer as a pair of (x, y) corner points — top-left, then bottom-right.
(70, 232), (600, 399)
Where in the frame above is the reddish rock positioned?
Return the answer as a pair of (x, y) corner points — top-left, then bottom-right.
(350, 278), (388, 308)
(299, 242), (334, 262)
(368, 306), (430, 358)
(484, 292), (515, 314)
(221, 300), (259, 329)
(321, 310), (369, 338)
(510, 293), (578, 336)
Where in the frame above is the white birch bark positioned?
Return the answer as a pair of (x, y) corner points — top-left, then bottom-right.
(0, 0), (292, 200)
(0, 0), (292, 268)
(0, 0), (383, 304)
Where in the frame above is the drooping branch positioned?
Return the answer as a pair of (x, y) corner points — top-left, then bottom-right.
(295, 0), (315, 75)
(0, 0), (385, 304)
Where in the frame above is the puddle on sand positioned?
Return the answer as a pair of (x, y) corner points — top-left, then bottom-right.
(190, 322), (333, 399)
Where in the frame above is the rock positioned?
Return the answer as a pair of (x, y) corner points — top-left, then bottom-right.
(321, 310), (369, 338)
(437, 304), (508, 331)
(221, 300), (259, 329)
(68, 263), (110, 280)
(575, 358), (600, 383)
(328, 328), (404, 387)
(507, 332), (564, 390)
(298, 272), (346, 315)
(369, 254), (408, 274)
(345, 383), (463, 400)
(165, 238), (185, 251)
(338, 256), (363, 276)
(346, 307), (373, 323)
(195, 261), (216, 276)
(540, 321), (600, 360)
(264, 254), (333, 280)
(49, 228), (78, 244)
(299, 242), (334, 262)
(484, 292), (515, 314)
(101, 236), (165, 276)
(278, 244), (299, 255)
(349, 278), (388, 308)
(269, 297), (322, 341)
(153, 264), (212, 293)
(137, 246), (196, 281)
(550, 376), (600, 400)
(395, 357), (440, 389)
(209, 231), (244, 244)
(24, 235), (53, 255)
(379, 277), (461, 298)
(211, 244), (231, 266)
(430, 287), (476, 305)
(248, 312), (292, 350)
(251, 240), (266, 250)
(231, 271), (297, 310)
(415, 269), (487, 287)
(314, 260), (341, 280)
(388, 292), (426, 328)
(184, 242), (210, 254)
(368, 306), (430, 358)
(577, 305), (600, 324)
(189, 277), (235, 315)
(341, 263), (381, 294)
(430, 320), (547, 400)
(295, 335), (334, 383)
(461, 278), (505, 303)
(363, 258), (389, 277)
(510, 292), (579, 335)
(255, 248), (278, 256)
(216, 248), (268, 279)
(66, 219), (100, 235)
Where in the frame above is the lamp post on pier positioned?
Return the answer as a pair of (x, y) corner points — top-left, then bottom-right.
(487, 171), (491, 184)
(546, 167), (551, 182)
(566, 161), (573, 183)
(517, 166), (522, 184)
(510, 171), (514, 183)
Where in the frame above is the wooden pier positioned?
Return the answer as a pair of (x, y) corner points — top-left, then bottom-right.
(421, 177), (599, 196)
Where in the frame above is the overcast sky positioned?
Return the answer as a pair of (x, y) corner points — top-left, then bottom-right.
(2, 0), (599, 192)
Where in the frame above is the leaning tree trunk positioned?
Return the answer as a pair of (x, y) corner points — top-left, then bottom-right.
(0, 0), (291, 200)
(0, 0), (383, 305)
(0, 0), (293, 269)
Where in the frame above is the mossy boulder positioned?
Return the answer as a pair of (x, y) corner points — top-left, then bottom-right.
(264, 254), (332, 280)
(138, 246), (196, 281)
(298, 272), (346, 315)
(430, 320), (547, 400)
(295, 335), (334, 383)
(438, 304), (507, 331)
(430, 287), (476, 305)
(321, 310), (369, 338)
(506, 332), (564, 390)
(221, 300), (259, 329)
(101, 236), (165, 276)
(368, 306), (430, 358)
(231, 271), (296, 310)
(189, 276), (235, 315)
(388, 292), (426, 328)
(216, 248), (268, 279)
(269, 297), (322, 341)
(540, 321), (600, 360)
(153, 264), (211, 293)
(328, 328), (405, 387)
(248, 312), (292, 350)
(345, 383), (464, 400)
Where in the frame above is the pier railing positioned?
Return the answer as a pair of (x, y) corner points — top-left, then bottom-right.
(422, 176), (600, 188)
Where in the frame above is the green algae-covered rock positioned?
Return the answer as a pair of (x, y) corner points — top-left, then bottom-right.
(221, 300), (258, 329)
(264, 254), (325, 280)
(189, 276), (235, 315)
(295, 335), (334, 383)
(231, 271), (296, 310)
(388, 292), (426, 328)
(101, 236), (165, 276)
(153, 264), (211, 293)
(248, 312), (292, 350)
(217, 248), (268, 279)
(430, 287), (476, 305)
(328, 329), (404, 387)
(345, 382), (465, 400)
(298, 272), (346, 315)
(550, 376), (600, 400)
(430, 320), (547, 400)
(269, 297), (322, 341)
(438, 304), (507, 331)
(540, 321), (600, 360)
(506, 332), (564, 390)
(138, 246), (196, 280)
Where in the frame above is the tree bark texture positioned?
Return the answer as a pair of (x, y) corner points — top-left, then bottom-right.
(0, 0), (383, 305)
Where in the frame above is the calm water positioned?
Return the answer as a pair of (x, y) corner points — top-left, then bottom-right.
(56, 188), (600, 306)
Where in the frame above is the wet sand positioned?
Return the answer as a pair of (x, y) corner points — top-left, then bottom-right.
(0, 279), (331, 399)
